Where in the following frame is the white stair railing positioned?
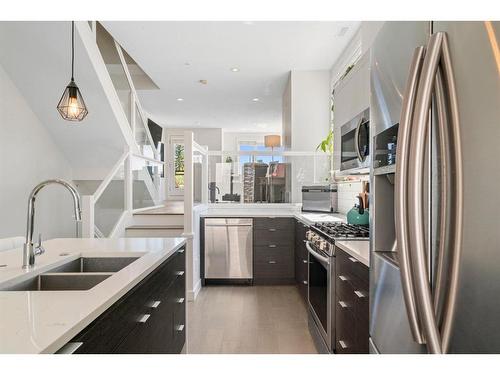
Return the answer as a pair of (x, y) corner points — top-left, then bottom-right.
(78, 21), (166, 238)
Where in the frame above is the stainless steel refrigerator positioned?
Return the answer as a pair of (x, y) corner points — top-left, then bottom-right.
(369, 21), (500, 354)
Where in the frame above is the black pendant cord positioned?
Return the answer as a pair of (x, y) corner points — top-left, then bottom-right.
(71, 20), (74, 81)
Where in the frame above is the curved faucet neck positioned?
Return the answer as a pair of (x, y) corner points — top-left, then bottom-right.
(23, 179), (82, 269)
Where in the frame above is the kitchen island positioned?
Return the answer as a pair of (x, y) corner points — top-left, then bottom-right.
(0, 237), (186, 354)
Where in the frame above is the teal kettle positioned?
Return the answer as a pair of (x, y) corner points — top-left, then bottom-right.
(347, 196), (369, 226)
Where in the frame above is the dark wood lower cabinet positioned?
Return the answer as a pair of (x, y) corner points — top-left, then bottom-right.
(335, 248), (369, 354)
(69, 246), (186, 354)
(253, 217), (295, 284)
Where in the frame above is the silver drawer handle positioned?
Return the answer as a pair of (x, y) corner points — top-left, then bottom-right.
(138, 314), (151, 323)
(268, 244), (277, 248)
(354, 290), (366, 298)
(268, 260), (277, 264)
(176, 297), (185, 304)
(339, 340), (348, 349)
(269, 228), (276, 232)
(302, 280), (308, 285)
(348, 257), (358, 263)
(302, 259), (308, 264)
(339, 301), (348, 308)
(175, 324), (185, 332)
(176, 271), (185, 276)
(150, 300), (161, 309)
(339, 275), (348, 281)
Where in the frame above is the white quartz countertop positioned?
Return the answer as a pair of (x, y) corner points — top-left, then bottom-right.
(0, 237), (186, 354)
(200, 205), (346, 225)
(335, 240), (370, 267)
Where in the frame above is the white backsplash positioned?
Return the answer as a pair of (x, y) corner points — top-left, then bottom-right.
(337, 181), (364, 214)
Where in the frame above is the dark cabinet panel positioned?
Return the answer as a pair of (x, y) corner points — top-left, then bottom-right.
(294, 219), (309, 303)
(335, 248), (369, 354)
(254, 217), (294, 231)
(71, 246), (186, 354)
(253, 218), (295, 284)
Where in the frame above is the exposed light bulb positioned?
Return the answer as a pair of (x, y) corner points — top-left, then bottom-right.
(68, 96), (79, 117)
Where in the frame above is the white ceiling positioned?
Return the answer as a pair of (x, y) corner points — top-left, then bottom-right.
(102, 21), (360, 132)
(0, 22), (127, 174)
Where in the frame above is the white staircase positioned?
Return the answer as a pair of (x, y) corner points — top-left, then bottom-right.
(125, 202), (184, 238)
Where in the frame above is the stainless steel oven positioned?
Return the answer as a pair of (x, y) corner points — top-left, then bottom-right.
(340, 108), (370, 171)
(306, 235), (336, 353)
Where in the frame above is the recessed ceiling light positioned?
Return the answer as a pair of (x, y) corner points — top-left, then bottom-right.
(230, 67), (240, 72)
(176, 98), (184, 102)
(252, 98), (260, 102)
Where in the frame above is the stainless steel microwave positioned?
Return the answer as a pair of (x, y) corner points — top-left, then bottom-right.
(340, 108), (370, 171)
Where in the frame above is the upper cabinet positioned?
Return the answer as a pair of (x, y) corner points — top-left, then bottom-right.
(332, 52), (370, 170)
(333, 52), (370, 128)
(282, 70), (331, 151)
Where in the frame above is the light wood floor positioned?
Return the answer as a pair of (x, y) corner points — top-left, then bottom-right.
(186, 285), (318, 354)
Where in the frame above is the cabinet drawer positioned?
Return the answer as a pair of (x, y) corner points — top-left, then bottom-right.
(336, 248), (369, 284)
(336, 295), (356, 354)
(254, 246), (294, 279)
(254, 262), (294, 279)
(254, 229), (293, 246)
(254, 217), (294, 230)
(172, 274), (186, 353)
(254, 245), (293, 263)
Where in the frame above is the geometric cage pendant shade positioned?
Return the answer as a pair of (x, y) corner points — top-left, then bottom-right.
(56, 79), (88, 121)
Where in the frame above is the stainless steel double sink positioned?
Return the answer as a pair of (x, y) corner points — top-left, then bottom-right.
(1, 256), (140, 292)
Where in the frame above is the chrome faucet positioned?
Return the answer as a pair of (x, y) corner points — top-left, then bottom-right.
(23, 179), (82, 269)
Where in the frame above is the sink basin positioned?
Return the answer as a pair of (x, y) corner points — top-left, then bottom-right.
(0, 273), (112, 291)
(49, 257), (139, 273)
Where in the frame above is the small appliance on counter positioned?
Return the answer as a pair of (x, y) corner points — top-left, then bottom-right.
(302, 185), (338, 213)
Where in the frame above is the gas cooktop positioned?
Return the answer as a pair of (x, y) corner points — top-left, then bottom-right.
(312, 222), (369, 241)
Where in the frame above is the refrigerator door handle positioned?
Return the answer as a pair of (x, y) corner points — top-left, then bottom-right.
(395, 45), (426, 345)
(432, 67), (450, 329)
(436, 32), (464, 354)
(408, 32), (444, 354)
(409, 31), (463, 354)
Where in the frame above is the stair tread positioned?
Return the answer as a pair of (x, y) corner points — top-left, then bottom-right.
(126, 225), (184, 230)
(133, 212), (184, 216)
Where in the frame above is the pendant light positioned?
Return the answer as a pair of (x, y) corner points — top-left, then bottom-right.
(57, 21), (88, 121)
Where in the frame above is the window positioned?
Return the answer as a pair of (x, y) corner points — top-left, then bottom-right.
(174, 143), (185, 190)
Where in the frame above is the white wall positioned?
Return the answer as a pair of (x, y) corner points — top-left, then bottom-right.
(0, 64), (75, 240)
(222, 131), (271, 152)
(162, 128), (222, 151)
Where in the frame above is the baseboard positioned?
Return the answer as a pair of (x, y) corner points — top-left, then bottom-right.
(187, 279), (202, 301)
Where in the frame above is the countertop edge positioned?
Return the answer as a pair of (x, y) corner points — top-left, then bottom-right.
(335, 240), (370, 267)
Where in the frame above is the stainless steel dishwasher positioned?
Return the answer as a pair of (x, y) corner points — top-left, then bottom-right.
(204, 218), (253, 283)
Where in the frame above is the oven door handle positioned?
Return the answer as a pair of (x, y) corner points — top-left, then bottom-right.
(306, 241), (330, 266)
